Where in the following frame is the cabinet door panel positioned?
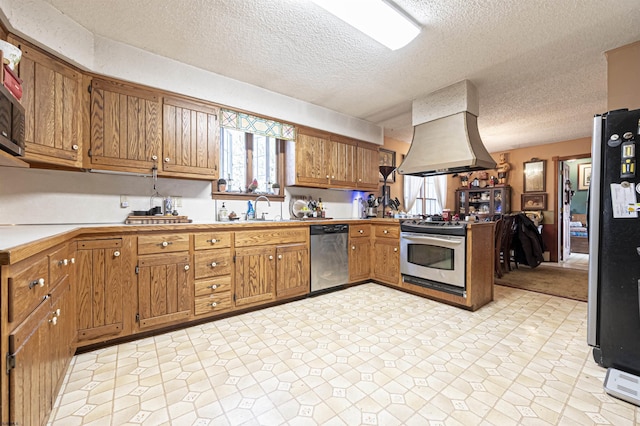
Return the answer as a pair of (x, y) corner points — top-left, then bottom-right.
(329, 140), (357, 187)
(234, 246), (276, 307)
(137, 253), (191, 329)
(356, 143), (379, 190)
(373, 239), (400, 285)
(276, 243), (309, 299)
(295, 132), (329, 186)
(76, 239), (124, 341)
(349, 238), (371, 282)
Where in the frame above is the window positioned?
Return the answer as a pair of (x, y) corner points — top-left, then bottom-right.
(218, 109), (295, 195)
(408, 176), (439, 216)
(220, 129), (279, 193)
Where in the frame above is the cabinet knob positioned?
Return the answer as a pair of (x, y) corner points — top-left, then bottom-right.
(49, 316), (58, 325)
(113, 251), (121, 257)
(352, 246), (356, 250)
(55, 308), (61, 317)
(70, 257), (75, 264)
(211, 302), (217, 308)
(209, 284), (218, 290)
(59, 258), (68, 266)
(211, 262), (217, 267)
(164, 157), (170, 163)
(161, 241), (170, 247)
(184, 265), (190, 271)
(278, 255), (283, 260)
(358, 178), (362, 182)
(72, 144), (79, 151)
(29, 278), (45, 289)
(359, 229), (364, 234)
(394, 247), (398, 252)
(207, 239), (218, 244)
(269, 255), (273, 260)
(326, 175), (330, 179)
(152, 155), (158, 161)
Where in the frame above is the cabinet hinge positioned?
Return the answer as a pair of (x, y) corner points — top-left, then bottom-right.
(6, 353), (15, 374)
(233, 294), (236, 303)
(135, 266), (139, 274)
(135, 313), (140, 322)
(87, 149), (92, 157)
(88, 84), (92, 93)
(233, 255), (236, 263)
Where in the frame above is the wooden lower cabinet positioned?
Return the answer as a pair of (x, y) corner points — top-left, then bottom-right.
(136, 252), (192, 329)
(275, 243), (309, 299)
(372, 225), (400, 286)
(76, 237), (129, 345)
(349, 224), (372, 282)
(7, 278), (74, 426)
(234, 246), (276, 307)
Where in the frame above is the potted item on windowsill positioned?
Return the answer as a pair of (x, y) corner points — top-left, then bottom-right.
(217, 178), (227, 192)
(271, 183), (281, 196)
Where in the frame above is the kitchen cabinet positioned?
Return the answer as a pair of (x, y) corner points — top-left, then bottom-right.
(193, 232), (233, 317)
(372, 224), (400, 286)
(456, 186), (511, 218)
(162, 96), (220, 180)
(2, 240), (75, 426)
(349, 224), (371, 282)
(76, 237), (130, 346)
(285, 127), (379, 190)
(136, 234), (192, 329)
(88, 77), (161, 173)
(234, 228), (309, 306)
(9, 35), (83, 168)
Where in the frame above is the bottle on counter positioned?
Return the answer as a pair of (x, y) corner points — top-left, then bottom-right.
(218, 202), (229, 221)
(247, 200), (255, 220)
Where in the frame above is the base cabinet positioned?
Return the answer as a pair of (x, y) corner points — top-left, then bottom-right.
(372, 225), (400, 286)
(234, 246), (276, 307)
(349, 224), (371, 282)
(276, 243), (310, 299)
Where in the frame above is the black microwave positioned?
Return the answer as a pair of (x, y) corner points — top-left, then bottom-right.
(0, 84), (25, 157)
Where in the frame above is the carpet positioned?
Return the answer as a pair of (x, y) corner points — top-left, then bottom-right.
(495, 265), (588, 302)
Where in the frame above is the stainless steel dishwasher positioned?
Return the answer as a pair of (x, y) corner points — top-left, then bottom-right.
(310, 224), (349, 292)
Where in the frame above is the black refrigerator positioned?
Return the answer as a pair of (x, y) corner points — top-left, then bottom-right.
(588, 108), (640, 405)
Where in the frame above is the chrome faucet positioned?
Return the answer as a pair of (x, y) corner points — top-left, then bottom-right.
(254, 195), (271, 220)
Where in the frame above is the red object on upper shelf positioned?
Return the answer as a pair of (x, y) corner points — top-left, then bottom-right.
(3, 64), (22, 101)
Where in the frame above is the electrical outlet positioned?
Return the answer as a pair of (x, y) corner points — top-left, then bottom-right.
(173, 196), (182, 208)
(120, 195), (129, 208)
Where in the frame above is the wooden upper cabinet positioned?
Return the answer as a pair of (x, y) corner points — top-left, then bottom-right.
(88, 78), (161, 173)
(329, 135), (357, 188)
(9, 35), (83, 168)
(356, 142), (379, 190)
(162, 96), (220, 179)
(289, 128), (331, 187)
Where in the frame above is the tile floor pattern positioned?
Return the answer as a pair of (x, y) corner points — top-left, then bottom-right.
(49, 283), (639, 425)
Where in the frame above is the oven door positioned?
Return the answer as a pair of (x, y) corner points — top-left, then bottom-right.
(400, 232), (466, 290)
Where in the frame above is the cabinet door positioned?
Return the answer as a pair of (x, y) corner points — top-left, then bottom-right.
(356, 143), (379, 190)
(373, 239), (400, 285)
(89, 78), (161, 172)
(137, 252), (192, 329)
(349, 238), (371, 282)
(276, 243), (309, 299)
(162, 96), (220, 179)
(10, 36), (82, 167)
(49, 278), (75, 394)
(8, 300), (52, 426)
(329, 138), (357, 188)
(295, 131), (330, 186)
(234, 246), (276, 307)
(76, 239), (125, 343)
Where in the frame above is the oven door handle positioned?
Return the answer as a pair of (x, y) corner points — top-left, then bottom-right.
(403, 234), (464, 246)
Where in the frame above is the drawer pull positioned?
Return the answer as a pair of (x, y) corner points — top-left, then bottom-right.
(359, 229), (364, 234)
(269, 255), (273, 260)
(384, 230), (389, 234)
(211, 302), (217, 308)
(70, 257), (75, 264)
(29, 278), (45, 289)
(184, 265), (190, 271)
(207, 239), (218, 244)
(113, 251), (121, 257)
(161, 241), (173, 247)
(49, 316), (58, 325)
(278, 255), (282, 260)
(394, 247), (398, 252)
(72, 144), (79, 151)
(55, 309), (61, 316)
(211, 262), (217, 267)
(209, 284), (218, 290)
(58, 258), (68, 266)
(352, 246), (356, 250)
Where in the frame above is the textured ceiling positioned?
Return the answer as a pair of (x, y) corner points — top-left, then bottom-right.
(44, 0), (640, 152)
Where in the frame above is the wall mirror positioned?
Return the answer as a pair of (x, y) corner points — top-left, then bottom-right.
(523, 159), (546, 193)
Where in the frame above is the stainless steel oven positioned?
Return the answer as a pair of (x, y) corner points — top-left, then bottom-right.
(400, 220), (467, 296)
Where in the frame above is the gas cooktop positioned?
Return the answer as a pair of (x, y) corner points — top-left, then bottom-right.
(400, 219), (467, 236)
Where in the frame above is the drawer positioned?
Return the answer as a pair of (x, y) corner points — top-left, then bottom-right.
(49, 244), (74, 289)
(138, 233), (190, 255)
(194, 250), (232, 279)
(194, 232), (232, 250)
(8, 255), (49, 324)
(235, 228), (308, 247)
(194, 276), (232, 297)
(194, 292), (232, 316)
(375, 225), (400, 239)
(350, 224), (371, 238)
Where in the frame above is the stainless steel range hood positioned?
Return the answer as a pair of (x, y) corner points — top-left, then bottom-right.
(398, 80), (496, 177)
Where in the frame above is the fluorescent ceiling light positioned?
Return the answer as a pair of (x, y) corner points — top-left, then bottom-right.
(311, 0), (420, 50)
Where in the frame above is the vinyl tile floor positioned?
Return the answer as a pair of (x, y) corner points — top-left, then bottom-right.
(49, 283), (639, 425)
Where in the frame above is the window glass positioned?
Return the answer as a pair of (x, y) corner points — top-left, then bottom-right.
(220, 128), (247, 192)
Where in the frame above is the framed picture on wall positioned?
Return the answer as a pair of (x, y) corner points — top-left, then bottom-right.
(578, 163), (591, 190)
(379, 148), (396, 182)
(521, 193), (547, 210)
(523, 159), (546, 192)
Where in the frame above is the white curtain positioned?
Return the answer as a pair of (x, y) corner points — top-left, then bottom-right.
(403, 175), (424, 212)
(433, 175), (447, 212)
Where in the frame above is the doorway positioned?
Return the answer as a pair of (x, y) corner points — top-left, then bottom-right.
(558, 156), (591, 267)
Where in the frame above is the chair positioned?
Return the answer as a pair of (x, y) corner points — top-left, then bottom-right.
(494, 218), (504, 278)
(501, 215), (518, 273)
